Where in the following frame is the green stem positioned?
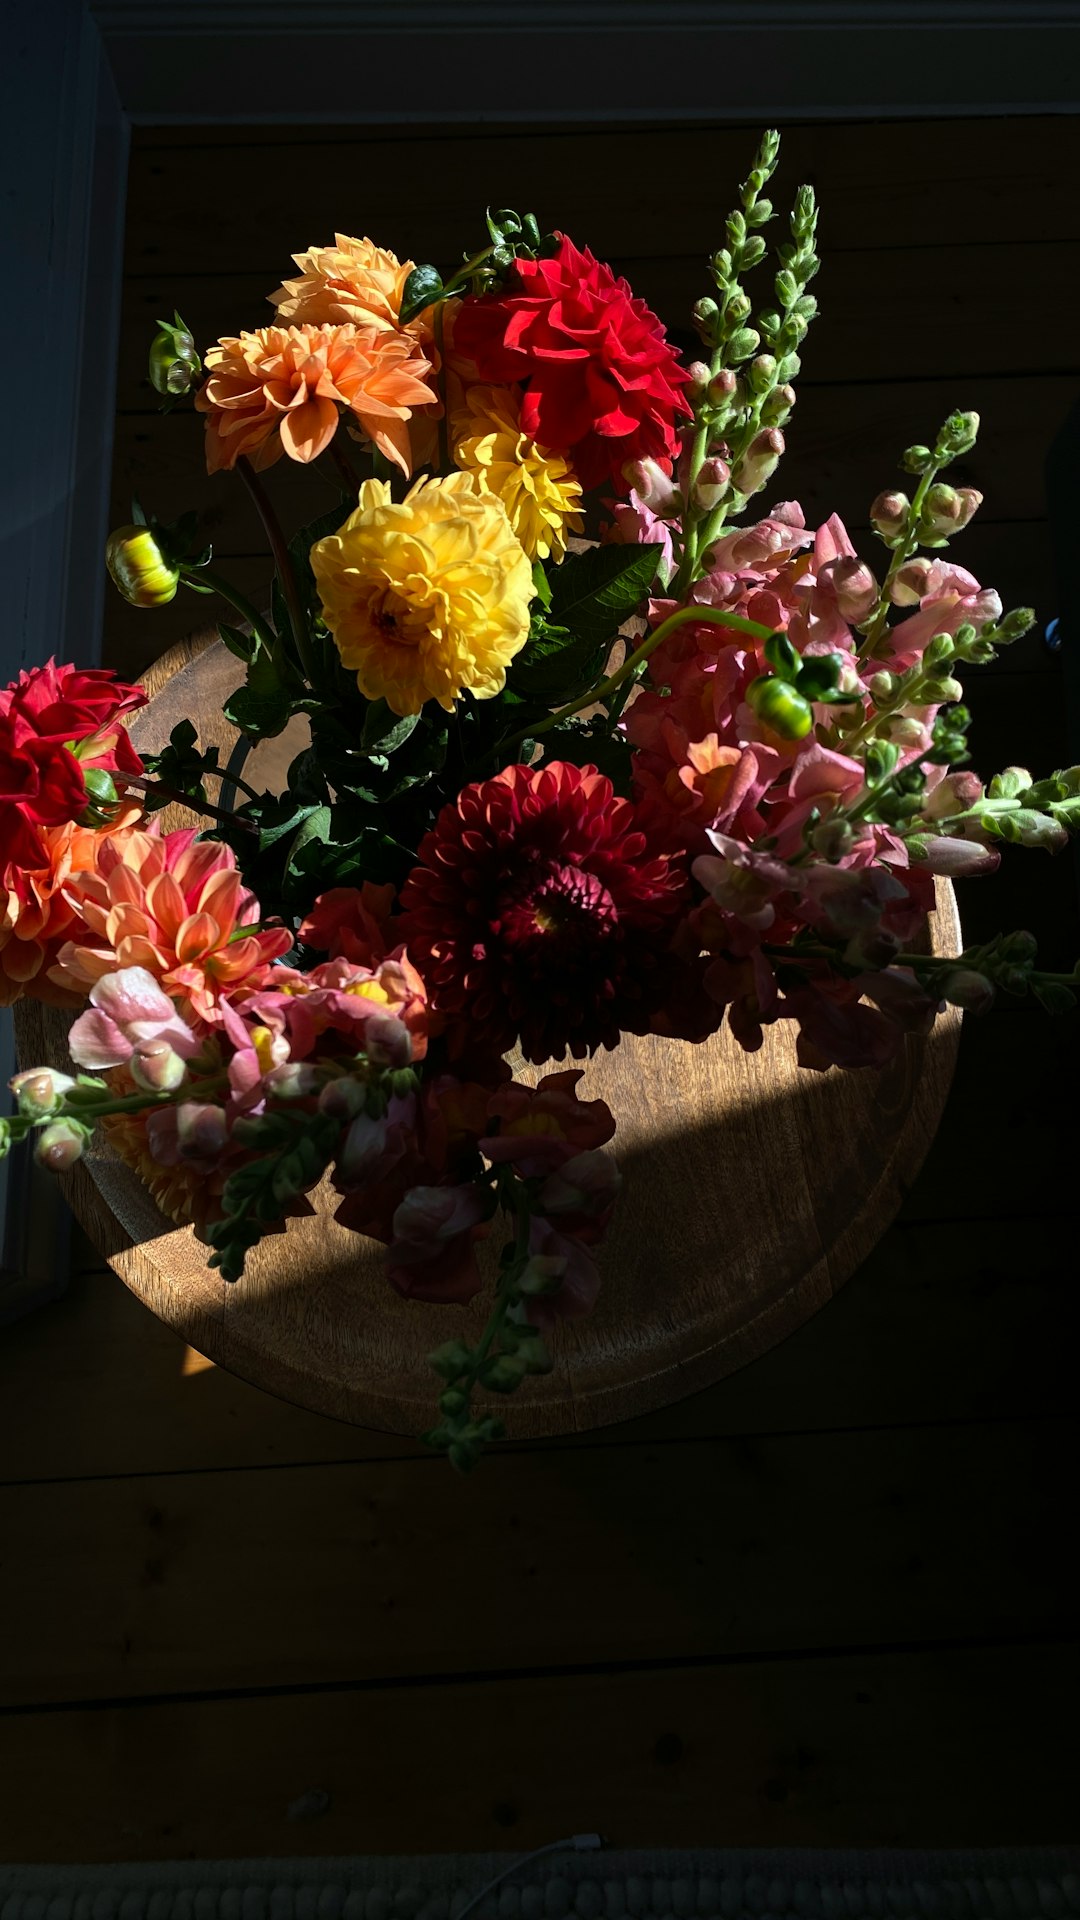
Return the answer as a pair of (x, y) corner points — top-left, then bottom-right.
(858, 460), (942, 660)
(236, 456), (320, 688)
(118, 773), (258, 834)
(441, 242), (497, 297)
(500, 603), (773, 757)
(182, 567), (276, 654)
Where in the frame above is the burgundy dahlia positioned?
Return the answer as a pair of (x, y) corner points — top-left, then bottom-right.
(398, 761), (689, 1063)
(452, 235), (692, 489)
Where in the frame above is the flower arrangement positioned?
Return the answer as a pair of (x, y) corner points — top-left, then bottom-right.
(4, 132), (1079, 1467)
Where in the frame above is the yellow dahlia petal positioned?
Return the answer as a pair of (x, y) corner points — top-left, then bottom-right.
(451, 384), (585, 563)
(310, 471), (534, 718)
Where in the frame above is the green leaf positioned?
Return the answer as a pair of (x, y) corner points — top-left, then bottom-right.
(224, 681), (290, 739)
(218, 621), (255, 664)
(361, 701), (421, 755)
(257, 800), (323, 854)
(510, 622), (608, 701)
(286, 804), (332, 875)
(531, 560), (553, 611)
(547, 542), (661, 650)
(400, 264), (444, 326)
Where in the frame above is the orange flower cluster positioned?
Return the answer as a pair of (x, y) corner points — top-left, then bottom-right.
(195, 322), (437, 476)
(0, 807), (141, 1008)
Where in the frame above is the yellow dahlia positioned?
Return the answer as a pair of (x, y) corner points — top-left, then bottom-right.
(452, 384), (584, 563)
(310, 473), (534, 718)
(269, 234), (430, 338)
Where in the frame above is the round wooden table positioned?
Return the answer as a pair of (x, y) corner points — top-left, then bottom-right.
(16, 636), (962, 1437)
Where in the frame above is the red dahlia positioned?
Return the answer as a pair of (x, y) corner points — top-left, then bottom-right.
(398, 761), (688, 1064)
(0, 660), (146, 871)
(453, 235), (692, 489)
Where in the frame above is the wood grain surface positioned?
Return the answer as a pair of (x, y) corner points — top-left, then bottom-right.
(13, 636), (962, 1438)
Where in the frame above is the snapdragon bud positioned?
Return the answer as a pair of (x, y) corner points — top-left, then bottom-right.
(105, 526), (180, 608)
(747, 353), (777, 394)
(692, 296), (720, 341)
(707, 368), (738, 406)
(34, 1119), (89, 1173)
(622, 456), (680, 517)
(889, 556), (934, 606)
(922, 770), (985, 820)
(337, 1110), (388, 1185)
(921, 674), (965, 704)
(918, 484), (983, 543)
(684, 360), (713, 399)
(940, 968), (995, 1013)
(692, 456), (731, 513)
(130, 1038), (188, 1094)
(318, 1075), (369, 1121)
(148, 313), (201, 399)
(10, 1067), (75, 1118)
(869, 490), (911, 541)
(811, 818), (858, 862)
(263, 1061), (321, 1100)
(937, 410), (979, 457)
(175, 1101), (228, 1161)
(362, 1011), (413, 1070)
(886, 716), (932, 749)
(732, 426), (784, 496)
(998, 606), (1037, 643)
(868, 670), (898, 704)
(760, 382), (796, 427)
(829, 557), (878, 622)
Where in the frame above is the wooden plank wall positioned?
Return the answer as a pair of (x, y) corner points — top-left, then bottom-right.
(0, 116), (1077, 1864)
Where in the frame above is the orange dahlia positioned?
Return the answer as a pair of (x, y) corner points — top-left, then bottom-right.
(195, 323), (437, 476)
(269, 234), (428, 336)
(50, 826), (292, 1022)
(0, 807), (143, 1008)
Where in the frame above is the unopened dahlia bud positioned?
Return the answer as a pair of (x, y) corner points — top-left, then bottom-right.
(889, 556), (934, 606)
(148, 313), (201, 400)
(34, 1119), (89, 1173)
(692, 456), (731, 513)
(106, 526), (180, 608)
(362, 1011), (413, 1070)
(175, 1101), (228, 1162)
(10, 1068), (75, 1118)
(940, 968), (995, 1014)
(131, 1038), (188, 1094)
(869, 491), (910, 541)
(732, 427), (784, 496)
(829, 556), (878, 622)
(918, 484), (983, 543)
(622, 456), (680, 516)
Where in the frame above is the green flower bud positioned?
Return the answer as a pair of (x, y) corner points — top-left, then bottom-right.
(924, 633), (956, 666)
(429, 1339), (473, 1382)
(10, 1068), (75, 1118)
(998, 606), (1036, 642)
(920, 675), (965, 704)
(900, 444), (934, 475)
(867, 671), (897, 705)
(747, 353), (777, 394)
(692, 296), (720, 340)
(726, 326), (761, 363)
(148, 313), (201, 399)
(794, 652), (845, 700)
(761, 382), (796, 426)
(747, 675), (813, 740)
(479, 1355), (528, 1393)
(34, 1118), (90, 1174)
(936, 410), (979, 457)
(106, 525), (180, 608)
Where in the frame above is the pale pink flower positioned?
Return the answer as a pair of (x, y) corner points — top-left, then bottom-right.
(68, 965), (201, 1071)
